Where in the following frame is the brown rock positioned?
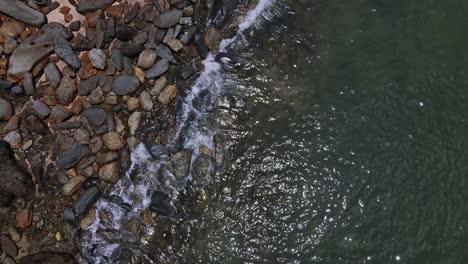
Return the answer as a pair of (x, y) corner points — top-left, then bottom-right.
(167, 39), (184, 52)
(60, 6), (71, 14)
(158, 85), (178, 105)
(16, 208), (32, 228)
(204, 27), (222, 52)
(0, 21), (25, 39)
(2, 114), (20, 133)
(106, 4), (124, 18)
(102, 132), (125, 150)
(128, 112), (141, 135)
(98, 162), (121, 183)
(127, 97), (140, 111)
(80, 207), (96, 229)
(71, 98), (84, 115)
(63, 175), (86, 195)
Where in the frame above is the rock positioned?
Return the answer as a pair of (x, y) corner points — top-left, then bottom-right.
(64, 206), (78, 223)
(112, 76), (139, 95)
(90, 137), (103, 153)
(3, 36), (18, 55)
(78, 76), (99, 96)
(83, 107), (106, 127)
(139, 91), (153, 111)
(53, 122), (82, 131)
(80, 207), (96, 229)
(120, 43), (144, 58)
(106, 4), (124, 18)
(70, 21), (81, 31)
(0, 97), (13, 121)
(54, 36), (81, 69)
(8, 42), (54, 77)
(155, 9), (183, 28)
(77, 0), (116, 14)
(128, 112), (141, 135)
(2, 115), (19, 133)
(163, 28), (174, 43)
(6, 225), (21, 242)
(21, 139), (33, 150)
(148, 191), (175, 216)
(3, 131), (21, 148)
(0, 0), (46, 26)
(146, 143), (169, 159)
(0, 21), (24, 39)
(71, 99), (84, 115)
(11, 85), (23, 95)
(126, 136), (139, 150)
(145, 59), (169, 79)
(89, 48), (107, 70)
(169, 150), (192, 180)
(63, 175), (86, 196)
(111, 48), (123, 71)
(180, 25), (197, 45)
(89, 86), (104, 104)
(18, 252), (76, 264)
(44, 62), (62, 88)
(167, 39), (184, 52)
(102, 132), (125, 150)
(96, 151), (119, 165)
(32, 101), (51, 119)
(16, 208), (32, 228)
(74, 186), (100, 215)
(194, 32), (209, 59)
(98, 162), (120, 183)
(127, 97), (140, 111)
(192, 147), (214, 186)
(4, 257), (16, 264)
(49, 105), (72, 122)
(149, 76), (167, 95)
(56, 78), (76, 105)
(73, 128), (90, 144)
(56, 143), (90, 170)
(156, 44), (177, 64)
(205, 27), (222, 52)
(1, 234), (18, 257)
(158, 85), (178, 105)
(137, 49), (157, 69)
(23, 73), (35, 95)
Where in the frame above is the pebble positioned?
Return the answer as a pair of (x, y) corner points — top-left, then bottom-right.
(63, 175), (86, 195)
(56, 143), (90, 170)
(0, 21), (25, 38)
(159, 85), (178, 105)
(167, 39), (184, 52)
(89, 86), (105, 104)
(54, 36), (81, 69)
(21, 139), (33, 150)
(102, 132), (125, 150)
(64, 206), (78, 223)
(156, 44), (177, 64)
(33, 100), (51, 119)
(89, 48), (107, 70)
(56, 78), (76, 105)
(49, 105), (72, 122)
(78, 76), (99, 96)
(69, 21), (81, 31)
(137, 49), (157, 69)
(73, 128), (91, 144)
(149, 76), (168, 95)
(3, 36), (18, 55)
(7, 225), (21, 242)
(127, 97), (140, 111)
(96, 151), (119, 165)
(74, 186), (100, 215)
(3, 131), (22, 148)
(83, 107), (107, 127)
(145, 59), (169, 79)
(98, 162), (121, 183)
(1, 234), (18, 257)
(155, 9), (183, 28)
(16, 208), (32, 228)
(112, 76), (139, 95)
(128, 112), (142, 135)
(139, 91), (153, 111)
(23, 73), (35, 96)
(80, 207), (96, 229)
(44, 62), (62, 88)
(0, 97), (13, 121)
(11, 85), (24, 95)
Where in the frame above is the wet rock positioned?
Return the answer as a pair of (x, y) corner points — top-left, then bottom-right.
(63, 175), (86, 195)
(180, 25), (197, 45)
(23, 73), (35, 95)
(33, 100), (51, 118)
(98, 162), (121, 183)
(64, 206), (79, 223)
(102, 132), (125, 150)
(146, 143), (169, 159)
(181, 61), (197, 79)
(83, 107), (106, 127)
(155, 9), (183, 29)
(168, 150), (191, 180)
(167, 39), (184, 52)
(148, 191), (175, 216)
(77, 0), (116, 14)
(1, 234), (18, 257)
(156, 44), (177, 64)
(44, 62), (62, 88)
(192, 147), (214, 186)
(74, 186), (100, 215)
(78, 76), (99, 96)
(112, 76), (139, 95)
(80, 207), (96, 229)
(149, 76), (167, 95)
(205, 27), (222, 52)
(49, 105), (72, 122)
(0, 97), (13, 121)
(3, 131), (21, 148)
(96, 151), (119, 165)
(0, 0), (46, 26)
(137, 49), (157, 69)
(89, 48), (107, 70)
(70, 21), (81, 31)
(194, 32), (209, 59)
(139, 91), (153, 111)
(56, 143), (90, 170)
(145, 59), (169, 79)
(54, 36), (81, 69)
(56, 78), (76, 105)
(18, 252), (77, 264)
(128, 112), (141, 135)
(158, 85), (178, 105)
(89, 86), (105, 104)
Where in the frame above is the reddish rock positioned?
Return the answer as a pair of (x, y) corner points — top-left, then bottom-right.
(106, 4), (124, 18)
(16, 208), (32, 228)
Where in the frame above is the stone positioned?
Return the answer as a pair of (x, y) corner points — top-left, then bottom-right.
(155, 9), (183, 29)
(120, 43), (144, 58)
(4, 256), (15, 264)
(78, 76), (99, 96)
(3, 131), (21, 148)
(127, 97), (140, 111)
(128, 112), (141, 135)
(2, 115), (19, 133)
(89, 86), (105, 104)
(163, 28), (174, 43)
(56, 78), (76, 105)
(63, 175), (86, 195)
(77, 0), (116, 14)
(180, 25), (197, 45)
(111, 48), (123, 71)
(7, 225), (21, 242)
(145, 59), (169, 79)
(168, 150), (192, 180)
(98, 162), (120, 183)
(0, 0), (46, 26)
(44, 62), (62, 88)
(1, 234), (18, 257)
(105, 95), (118, 105)
(114, 114), (125, 134)
(21, 139), (33, 150)
(112, 76), (139, 95)
(137, 49), (157, 69)
(69, 21), (81, 31)
(96, 151), (119, 165)
(56, 143), (90, 170)
(83, 107), (107, 127)
(74, 186), (100, 215)
(158, 85), (178, 105)
(0, 21), (25, 39)
(102, 132), (125, 150)
(149, 76), (167, 95)
(71, 99), (84, 115)
(148, 191), (174, 216)
(73, 128), (90, 144)
(205, 27), (222, 52)
(23, 73), (35, 95)
(139, 91), (153, 111)
(49, 105), (72, 122)
(89, 48), (107, 70)
(106, 4), (124, 18)
(80, 207), (96, 229)
(3, 36), (18, 55)
(192, 147), (214, 186)
(156, 44), (177, 64)
(126, 136), (139, 150)
(167, 39), (184, 52)
(64, 206), (78, 222)
(8, 42), (54, 77)
(173, 25), (182, 39)
(16, 208), (32, 228)
(33, 100), (51, 118)
(53, 122), (82, 131)
(0, 97), (13, 121)
(11, 85), (23, 95)
(194, 32), (209, 59)
(54, 36), (81, 69)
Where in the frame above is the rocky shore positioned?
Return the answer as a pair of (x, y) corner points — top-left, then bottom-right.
(0, 0), (232, 262)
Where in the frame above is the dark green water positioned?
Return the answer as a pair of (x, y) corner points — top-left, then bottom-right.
(184, 0), (468, 263)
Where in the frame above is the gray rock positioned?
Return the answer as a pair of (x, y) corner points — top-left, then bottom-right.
(180, 25), (197, 45)
(0, 97), (13, 121)
(8, 42), (54, 76)
(73, 128), (90, 144)
(23, 73), (35, 95)
(105, 17), (115, 43)
(139, 91), (153, 111)
(78, 76), (99, 96)
(1, 234), (18, 257)
(10, 85), (23, 95)
(32, 100), (51, 118)
(56, 143), (90, 170)
(145, 59), (169, 79)
(111, 48), (123, 71)
(49, 105), (72, 122)
(149, 76), (167, 95)
(0, 0), (46, 26)
(83, 107), (107, 127)
(63, 206), (78, 223)
(74, 186), (100, 215)
(155, 9), (183, 29)
(56, 78), (76, 105)
(0, 80), (13, 89)
(95, 19), (105, 49)
(112, 76), (139, 95)
(156, 44), (177, 64)
(89, 86), (104, 104)
(123, 56), (134, 76)
(44, 62), (62, 88)
(120, 43), (144, 58)
(41, 22), (74, 40)
(77, 0), (116, 14)
(137, 49), (157, 69)
(52, 121), (82, 130)
(169, 150), (192, 180)
(69, 21), (81, 31)
(3, 36), (18, 55)
(89, 48), (107, 70)
(54, 36), (81, 69)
